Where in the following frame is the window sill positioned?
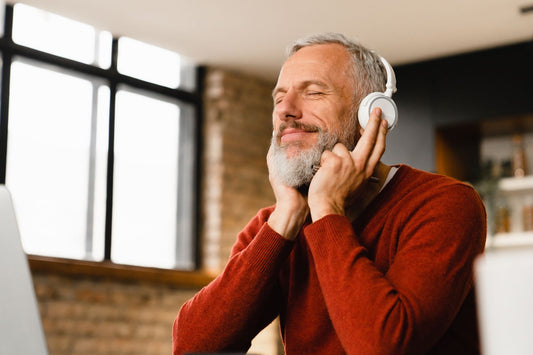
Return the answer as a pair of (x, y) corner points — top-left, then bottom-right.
(27, 254), (216, 289)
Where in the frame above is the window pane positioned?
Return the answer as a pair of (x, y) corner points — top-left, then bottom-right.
(112, 88), (181, 269)
(6, 59), (109, 260)
(12, 4), (112, 68)
(117, 37), (181, 89)
(97, 31), (113, 69)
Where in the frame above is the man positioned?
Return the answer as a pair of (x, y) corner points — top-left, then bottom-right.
(173, 33), (486, 354)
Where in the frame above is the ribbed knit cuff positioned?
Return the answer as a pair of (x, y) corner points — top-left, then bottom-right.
(244, 222), (295, 275)
(304, 214), (362, 258)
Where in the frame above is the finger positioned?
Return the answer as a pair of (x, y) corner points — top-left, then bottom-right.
(331, 142), (351, 158)
(320, 149), (333, 165)
(352, 107), (383, 162)
(365, 118), (388, 177)
(321, 143), (351, 167)
(319, 149), (344, 172)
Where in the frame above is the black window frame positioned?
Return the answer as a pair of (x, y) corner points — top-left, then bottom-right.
(0, 4), (204, 270)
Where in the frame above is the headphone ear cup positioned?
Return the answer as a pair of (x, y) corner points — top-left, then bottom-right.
(358, 92), (398, 131)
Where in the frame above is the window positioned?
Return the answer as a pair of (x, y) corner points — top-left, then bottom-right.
(112, 88), (196, 270)
(6, 59), (108, 261)
(0, 4), (200, 270)
(12, 3), (112, 68)
(117, 37), (180, 88)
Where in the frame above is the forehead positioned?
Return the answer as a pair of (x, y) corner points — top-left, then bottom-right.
(276, 43), (353, 89)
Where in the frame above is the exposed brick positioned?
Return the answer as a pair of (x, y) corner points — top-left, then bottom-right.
(202, 67), (275, 270)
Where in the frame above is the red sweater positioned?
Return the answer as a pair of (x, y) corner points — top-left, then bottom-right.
(173, 165), (486, 354)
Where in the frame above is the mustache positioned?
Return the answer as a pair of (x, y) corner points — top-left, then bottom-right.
(275, 121), (321, 138)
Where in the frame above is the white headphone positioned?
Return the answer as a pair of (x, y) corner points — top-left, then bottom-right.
(357, 56), (398, 131)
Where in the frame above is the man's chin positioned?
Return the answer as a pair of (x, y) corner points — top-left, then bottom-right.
(279, 144), (314, 159)
(269, 135), (328, 189)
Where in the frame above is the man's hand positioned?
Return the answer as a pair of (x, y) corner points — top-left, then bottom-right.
(266, 146), (309, 241)
(308, 108), (388, 222)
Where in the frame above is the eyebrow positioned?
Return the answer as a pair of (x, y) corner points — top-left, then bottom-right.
(272, 80), (331, 99)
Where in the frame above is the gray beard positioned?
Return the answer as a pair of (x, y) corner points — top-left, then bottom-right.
(269, 130), (339, 188)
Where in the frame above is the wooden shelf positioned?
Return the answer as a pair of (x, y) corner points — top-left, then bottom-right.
(498, 175), (533, 192)
(487, 232), (533, 249)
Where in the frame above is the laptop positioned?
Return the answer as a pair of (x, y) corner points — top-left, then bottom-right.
(0, 185), (49, 354)
(475, 248), (533, 355)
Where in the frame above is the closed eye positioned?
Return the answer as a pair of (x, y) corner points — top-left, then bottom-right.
(305, 91), (324, 98)
(273, 95), (284, 105)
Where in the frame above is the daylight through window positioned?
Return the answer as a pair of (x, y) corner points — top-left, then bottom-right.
(0, 3), (199, 270)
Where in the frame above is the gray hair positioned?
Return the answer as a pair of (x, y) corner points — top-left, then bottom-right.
(287, 33), (386, 104)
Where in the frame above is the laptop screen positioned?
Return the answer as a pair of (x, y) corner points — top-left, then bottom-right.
(0, 185), (48, 355)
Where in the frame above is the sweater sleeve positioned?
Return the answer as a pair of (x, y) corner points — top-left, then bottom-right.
(304, 183), (486, 354)
(172, 207), (293, 355)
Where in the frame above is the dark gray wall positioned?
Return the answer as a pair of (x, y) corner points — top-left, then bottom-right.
(383, 40), (533, 172)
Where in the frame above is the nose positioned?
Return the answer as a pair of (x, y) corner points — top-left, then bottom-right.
(274, 90), (302, 122)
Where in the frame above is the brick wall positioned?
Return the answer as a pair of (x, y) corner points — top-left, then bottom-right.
(33, 273), (196, 354)
(202, 67), (275, 271)
(30, 66), (280, 355)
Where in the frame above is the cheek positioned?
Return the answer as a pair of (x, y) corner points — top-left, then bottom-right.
(333, 107), (359, 148)
(301, 104), (331, 129)
(326, 107), (350, 130)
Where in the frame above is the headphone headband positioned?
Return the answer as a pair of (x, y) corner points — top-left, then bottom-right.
(358, 55), (398, 131)
(380, 56), (397, 98)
